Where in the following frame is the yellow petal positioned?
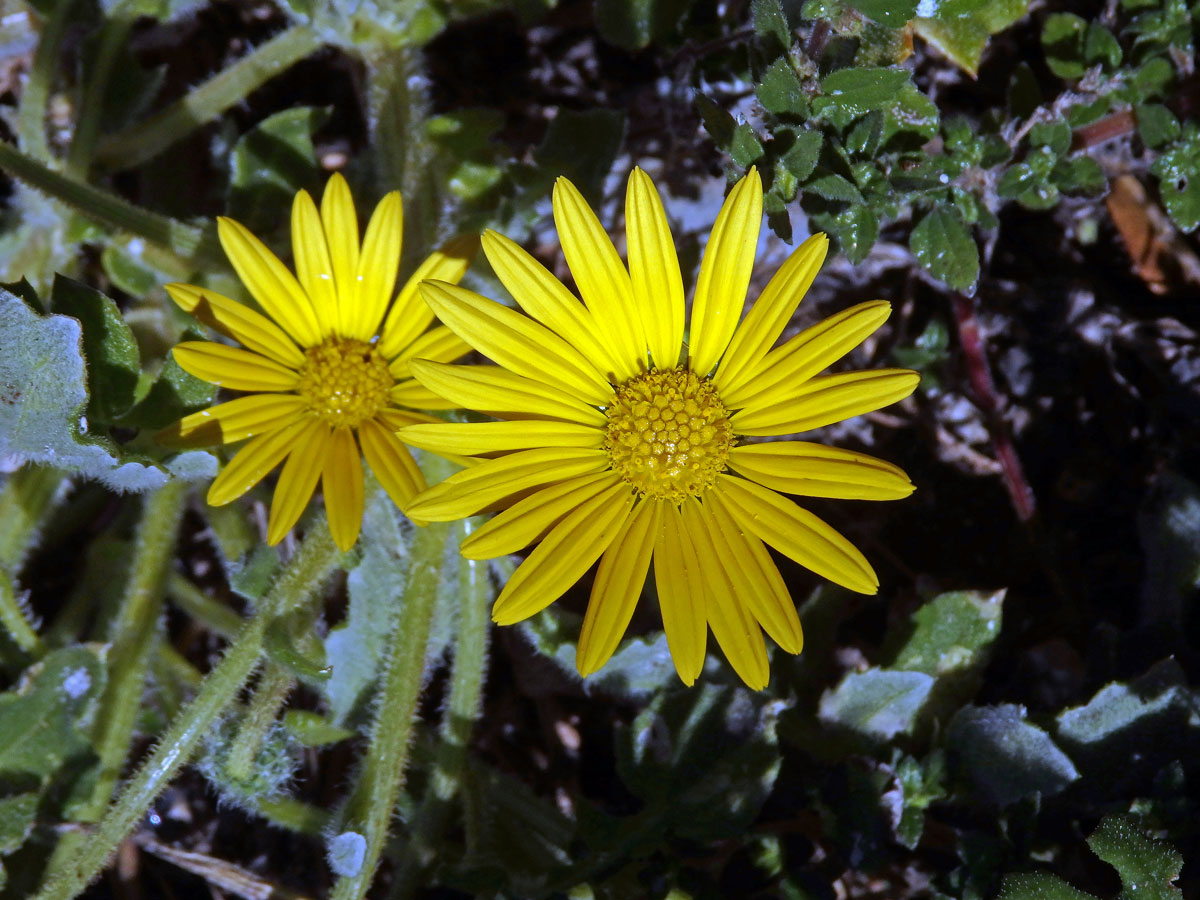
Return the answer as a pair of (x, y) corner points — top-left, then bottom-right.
(716, 475), (878, 594)
(577, 499), (661, 677)
(172, 342), (300, 391)
(716, 233), (828, 396)
(681, 498), (770, 690)
(480, 229), (624, 382)
(377, 408), (446, 430)
(418, 280), (611, 404)
(654, 501), (707, 686)
(491, 481), (635, 625)
(290, 189), (338, 337)
(389, 379), (460, 411)
(731, 368), (919, 436)
(208, 417), (310, 506)
(380, 234), (479, 359)
(388, 325), (473, 379)
(723, 300), (893, 409)
(727, 442), (915, 500)
(217, 216), (322, 347)
(320, 172), (360, 338)
(399, 420), (603, 457)
(351, 191), (403, 341)
(323, 426), (364, 552)
(165, 283), (304, 368)
(626, 168), (684, 370)
(552, 176), (645, 379)
(705, 490), (803, 654)
(461, 472), (622, 560)
(158, 394), (308, 448)
(407, 447), (610, 521)
(359, 417), (425, 511)
(267, 419), (331, 544)
(408, 359), (606, 425)
(688, 169), (762, 377)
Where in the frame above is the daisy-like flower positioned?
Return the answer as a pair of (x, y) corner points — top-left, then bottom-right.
(401, 168), (918, 689)
(158, 173), (477, 551)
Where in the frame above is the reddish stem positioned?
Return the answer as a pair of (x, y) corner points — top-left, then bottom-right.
(952, 294), (1037, 523)
(1070, 109), (1135, 151)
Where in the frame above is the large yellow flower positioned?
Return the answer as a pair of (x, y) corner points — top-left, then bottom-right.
(159, 173), (477, 551)
(402, 168), (918, 689)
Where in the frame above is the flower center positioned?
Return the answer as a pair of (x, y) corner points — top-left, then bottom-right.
(296, 338), (393, 428)
(604, 367), (735, 503)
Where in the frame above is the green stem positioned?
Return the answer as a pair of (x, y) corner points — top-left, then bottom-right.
(94, 25), (322, 172)
(17, 0), (74, 161)
(0, 465), (65, 574)
(224, 665), (295, 783)
(330, 521), (450, 900)
(33, 516), (339, 900)
(166, 570), (244, 640)
(64, 10), (135, 180)
(0, 568), (43, 659)
(0, 140), (220, 264)
(391, 520), (491, 898)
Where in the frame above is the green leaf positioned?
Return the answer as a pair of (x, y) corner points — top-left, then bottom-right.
(893, 752), (946, 849)
(696, 94), (737, 149)
(594, 0), (697, 50)
(532, 108), (625, 206)
(915, 0), (1030, 77)
(0, 289), (184, 492)
(998, 873), (1098, 900)
(945, 705), (1079, 806)
(817, 66), (910, 116)
(1087, 815), (1183, 900)
(323, 492), (411, 725)
(827, 203), (879, 263)
(50, 275), (140, 425)
(1028, 118), (1071, 154)
(846, 0), (917, 27)
(730, 122), (766, 167)
(881, 83), (940, 142)
(757, 57), (808, 116)
(805, 172), (864, 203)
(1137, 104), (1181, 149)
(751, 0), (793, 48)
(0, 646), (106, 780)
(779, 129), (823, 180)
(118, 343), (216, 431)
(0, 792), (38, 857)
(1041, 13), (1120, 79)
(427, 109), (506, 202)
(1133, 57), (1174, 101)
(1150, 124), (1200, 233)
(228, 106), (327, 235)
(997, 161), (1059, 209)
(818, 669), (934, 740)
(890, 589), (1003, 675)
(1052, 157), (1107, 196)
(1085, 23), (1122, 70)
(909, 207), (980, 291)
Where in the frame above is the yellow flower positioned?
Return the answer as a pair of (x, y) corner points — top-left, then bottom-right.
(159, 173), (477, 552)
(401, 168), (918, 690)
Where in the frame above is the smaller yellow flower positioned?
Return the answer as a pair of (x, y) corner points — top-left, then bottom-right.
(399, 168), (917, 690)
(159, 173), (477, 551)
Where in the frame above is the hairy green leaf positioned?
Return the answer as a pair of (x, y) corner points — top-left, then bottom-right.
(910, 206), (980, 291)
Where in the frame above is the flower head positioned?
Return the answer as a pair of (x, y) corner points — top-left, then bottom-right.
(159, 173), (477, 551)
(402, 168), (918, 689)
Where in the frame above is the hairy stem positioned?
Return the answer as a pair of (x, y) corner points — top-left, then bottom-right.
(0, 465), (65, 574)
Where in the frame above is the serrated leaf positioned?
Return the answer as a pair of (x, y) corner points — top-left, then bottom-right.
(890, 589), (1003, 675)
(819, 668), (934, 740)
(780, 129), (823, 179)
(0, 289), (182, 492)
(817, 67), (910, 116)
(730, 122), (766, 167)
(0, 646), (106, 780)
(805, 173), (864, 203)
(50, 275), (140, 424)
(696, 94), (737, 149)
(1087, 815), (1183, 900)
(946, 704), (1079, 806)
(757, 57), (808, 116)
(997, 161), (1059, 210)
(847, 0), (916, 26)
(828, 203), (879, 263)
(997, 873), (1098, 900)
(881, 83), (940, 142)
(1029, 118), (1071, 154)
(910, 207), (980, 291)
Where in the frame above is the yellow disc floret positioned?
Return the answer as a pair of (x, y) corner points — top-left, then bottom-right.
(604, 367), (735, 503)
(297, 338), (393, 428)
